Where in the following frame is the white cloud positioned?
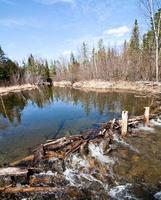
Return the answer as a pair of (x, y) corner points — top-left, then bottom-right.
(103, 26), (130, 37)
(0, 18), (41, 28)
(34, 0), (75, 5)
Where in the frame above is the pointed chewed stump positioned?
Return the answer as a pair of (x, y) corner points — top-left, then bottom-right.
(144, 107), (150, 126)
(121, 111), (128, 137)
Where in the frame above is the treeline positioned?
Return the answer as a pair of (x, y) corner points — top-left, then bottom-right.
(54, 8), (161, 82)
(0, 49), (56, 86)
(0, 8), (160, 86)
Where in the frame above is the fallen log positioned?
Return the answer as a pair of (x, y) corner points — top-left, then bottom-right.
(0, 186), (64, 193)
(0, 109), (161, 196)
(0, 167), (28, 177)
(10, 155), (34, 167)
(31, 112), (161, 165)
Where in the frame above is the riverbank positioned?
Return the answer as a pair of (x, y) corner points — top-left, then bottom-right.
(1, 81), (160, 96)
(0, 84), (38, 96)
(53, 80), (161, 94)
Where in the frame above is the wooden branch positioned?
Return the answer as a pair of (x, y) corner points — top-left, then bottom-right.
(0, 167), (28, 177)
(0, 186), (62, 193)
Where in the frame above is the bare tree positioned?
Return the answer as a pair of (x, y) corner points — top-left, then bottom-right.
(140, 0), (161, 82)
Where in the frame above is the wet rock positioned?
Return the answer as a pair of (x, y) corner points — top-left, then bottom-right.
(132, 155), (140, 162)
(37, 158), (65, 174)
(0, 176), (12, 187)
(30, 172), (69, 187)
(0, 186), (93, 200)
(119, 149), (129, 159)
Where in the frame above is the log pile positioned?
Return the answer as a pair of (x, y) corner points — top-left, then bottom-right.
(0, 111), (160, 199)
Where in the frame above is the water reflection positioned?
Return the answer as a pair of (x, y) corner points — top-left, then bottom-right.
(0, 86), (152, 165)
(0, 87), (153, 124)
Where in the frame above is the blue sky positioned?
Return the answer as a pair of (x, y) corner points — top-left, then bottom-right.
(0, 0), (146, 61)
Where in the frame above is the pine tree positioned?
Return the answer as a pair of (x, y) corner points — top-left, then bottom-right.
(130, 19), (140, 51)
(0, 46), (6, 64)
(69, 52), (79, 82)
(128, 19), (141, 80)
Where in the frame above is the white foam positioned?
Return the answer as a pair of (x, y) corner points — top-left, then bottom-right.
(113, 134), (139, 153)
(63, 168), (79, 186)
(80, 173), (108, 190)
(150, 119), (161, 127)
(48, 157), (59, 162)
(88, 143), (114, 164)
(113, 133), (127, 145)
(154, 191), (161, 200)
(39, 171), (55, 176)
(109, 184), (138, 200)
(71, 154), (89, 168)
(138, 125), (155, 133)
(157, 118), (161, 123)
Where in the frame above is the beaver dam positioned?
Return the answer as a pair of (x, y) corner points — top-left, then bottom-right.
(0, 87), (161, 199)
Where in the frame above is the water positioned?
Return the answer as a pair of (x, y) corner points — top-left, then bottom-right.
(1, 86), (161, 199)
(0, 86), (154, 165)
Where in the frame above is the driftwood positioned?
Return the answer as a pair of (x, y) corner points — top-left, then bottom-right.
(0, 111), (161, 196)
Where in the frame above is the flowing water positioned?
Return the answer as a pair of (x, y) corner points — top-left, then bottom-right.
(0, 86), (161, 199)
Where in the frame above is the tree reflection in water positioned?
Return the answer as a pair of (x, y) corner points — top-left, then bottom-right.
(0, 86), (152, 128)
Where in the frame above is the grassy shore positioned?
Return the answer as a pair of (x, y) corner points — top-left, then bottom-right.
(0, 84), (38, 96)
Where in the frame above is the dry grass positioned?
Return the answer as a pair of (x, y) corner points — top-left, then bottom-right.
(0, 84), (38, 96)
(53, 80), (161, 94)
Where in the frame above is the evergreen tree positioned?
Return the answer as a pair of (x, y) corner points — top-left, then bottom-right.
(128, 19), (141, 80)
(69, 52), (79, 82)
(130, 19), (140, 51)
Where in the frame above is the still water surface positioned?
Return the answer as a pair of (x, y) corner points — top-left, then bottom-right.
(0, 86), (152, 165)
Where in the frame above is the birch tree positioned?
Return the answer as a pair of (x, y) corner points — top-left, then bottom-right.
(141, 0), (161, 82)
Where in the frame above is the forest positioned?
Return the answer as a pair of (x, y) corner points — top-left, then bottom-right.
(0, 7), (160, 86)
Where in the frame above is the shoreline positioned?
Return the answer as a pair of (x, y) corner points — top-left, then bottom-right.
(53, 80), (161, 94)
(0, 80), (161, 96)
(0, 84), (38, 96)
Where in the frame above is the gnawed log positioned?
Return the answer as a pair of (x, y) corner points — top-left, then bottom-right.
(10, 155), (34, 167)
(80, 141), (89, 157)
(0, 167), (28, 177)
(0, 186), (63, 193)
(0, 109), (161, 196)
(65, 139), (84, 156)
(121, 111), (128, 136)
(144, 107), (150, 126)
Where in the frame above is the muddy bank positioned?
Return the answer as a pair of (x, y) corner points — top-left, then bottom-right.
(53, 80), (161, 94)
(0, 84), (38, 96)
